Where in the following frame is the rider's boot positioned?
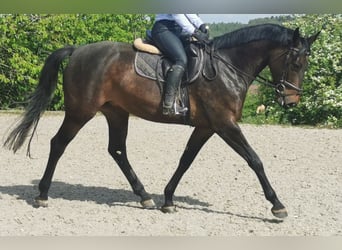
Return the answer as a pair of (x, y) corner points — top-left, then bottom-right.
(162, 65), (186, 116)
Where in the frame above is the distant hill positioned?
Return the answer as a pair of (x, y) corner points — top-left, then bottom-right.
(208, 15), (294, 38)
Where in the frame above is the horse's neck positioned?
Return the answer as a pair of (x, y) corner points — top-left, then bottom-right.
(221, 42), (273, 80)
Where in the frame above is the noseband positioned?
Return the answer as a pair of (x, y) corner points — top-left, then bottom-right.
(273, 47), (310, 97)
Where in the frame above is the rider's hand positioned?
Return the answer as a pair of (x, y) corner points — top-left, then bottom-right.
(199, 24), (209, 34)
(192, 29), (210, 44)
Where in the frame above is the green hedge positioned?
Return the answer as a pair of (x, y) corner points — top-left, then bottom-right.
(242, 14), (341, 128)
(0, 14), (154, 110)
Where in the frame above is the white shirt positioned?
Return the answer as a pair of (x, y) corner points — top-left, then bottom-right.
(155, 14), (204, 34)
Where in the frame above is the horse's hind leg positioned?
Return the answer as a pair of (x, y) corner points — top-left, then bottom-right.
(35, 113), (93, 207)
(102, 108), (155, 208)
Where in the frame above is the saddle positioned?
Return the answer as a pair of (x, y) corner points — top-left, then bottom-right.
(134, 32), (204, 85)
(133, 31), (216, 117)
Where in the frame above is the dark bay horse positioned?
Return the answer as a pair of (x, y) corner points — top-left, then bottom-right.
(4, 24), (319, 218)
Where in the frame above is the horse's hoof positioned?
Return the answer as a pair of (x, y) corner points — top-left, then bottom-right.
(161, 205), (177, 213)
(271, 207), (288, 218)
(34, 197), (48, 208)
(140, 199), (156, 209)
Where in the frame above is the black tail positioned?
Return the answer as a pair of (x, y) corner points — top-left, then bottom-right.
(3, 46), (76, 156)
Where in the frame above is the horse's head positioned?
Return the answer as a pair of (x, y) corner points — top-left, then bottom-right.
(268, 28), (320, 108)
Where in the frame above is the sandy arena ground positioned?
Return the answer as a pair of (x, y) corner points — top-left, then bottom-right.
(0, 112), (341, 236)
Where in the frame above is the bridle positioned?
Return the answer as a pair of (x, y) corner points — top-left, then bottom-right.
(208, 44), (310, 102)
(260, 47), (309, 98)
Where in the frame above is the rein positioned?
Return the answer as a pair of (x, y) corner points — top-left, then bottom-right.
(207, 46), (305, 98)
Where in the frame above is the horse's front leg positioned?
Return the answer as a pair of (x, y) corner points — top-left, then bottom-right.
(161, 127), (214, 213)
(217, 122), (288, 218)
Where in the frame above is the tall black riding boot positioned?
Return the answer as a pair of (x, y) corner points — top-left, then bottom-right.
(163, 65), (185, 115)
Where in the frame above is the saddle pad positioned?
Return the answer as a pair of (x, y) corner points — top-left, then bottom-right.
(134, 51), (165, 82)
(134, 47), (205, 84)
(134, 51), (190, 119)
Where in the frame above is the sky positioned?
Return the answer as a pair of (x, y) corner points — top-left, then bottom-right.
(200, 14), (287, 24)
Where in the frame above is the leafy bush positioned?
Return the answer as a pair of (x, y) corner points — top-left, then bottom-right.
(283, 14), (342, 128)
(243, 14), (342, 128)
(0, 14), (154, 110)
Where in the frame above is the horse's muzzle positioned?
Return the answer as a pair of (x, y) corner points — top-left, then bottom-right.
(277, 95), (300, 109)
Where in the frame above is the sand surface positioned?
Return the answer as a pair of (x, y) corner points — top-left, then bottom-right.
(0, 112), (341, 236)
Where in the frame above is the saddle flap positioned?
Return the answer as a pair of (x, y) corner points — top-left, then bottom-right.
(135, 45), (204, 85)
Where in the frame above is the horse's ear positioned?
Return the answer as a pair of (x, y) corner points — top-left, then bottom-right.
(307, 31), (320, 46)
(292, 28), (300, 46)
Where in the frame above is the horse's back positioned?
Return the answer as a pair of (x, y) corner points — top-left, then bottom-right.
(69, 41), (134, 67)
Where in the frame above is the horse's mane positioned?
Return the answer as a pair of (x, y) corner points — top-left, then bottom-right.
(212, 24), (294, 50)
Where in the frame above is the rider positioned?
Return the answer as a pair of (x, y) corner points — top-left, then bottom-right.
(151, 14), (210, 116)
